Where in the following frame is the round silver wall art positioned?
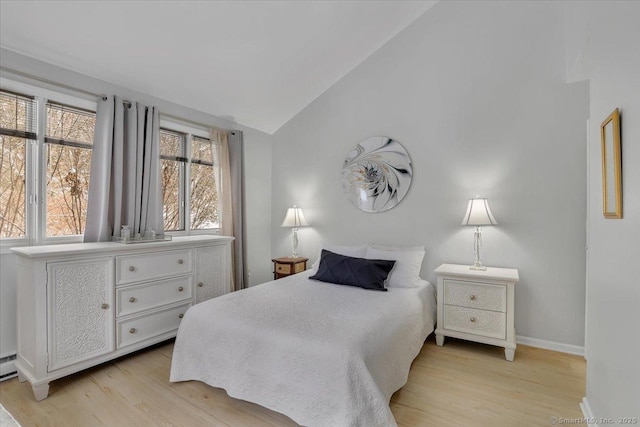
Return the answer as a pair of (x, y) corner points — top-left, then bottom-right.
(341, 136), (413, 213)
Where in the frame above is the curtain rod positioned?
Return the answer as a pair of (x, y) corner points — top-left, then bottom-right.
(0, 65), (234, 133)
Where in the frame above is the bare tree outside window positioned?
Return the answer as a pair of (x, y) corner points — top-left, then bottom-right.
(160, 129), (218, 232)
(190, 136), (218, 229)
(45, 104), (95, 237)
(160, 129), (185, 231)
(0, 135), (27, 238)
(0, 91), (34, 239)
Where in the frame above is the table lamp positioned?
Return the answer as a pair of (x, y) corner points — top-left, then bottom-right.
(461, 196), (497, 270)
(281, 205), (309, 257)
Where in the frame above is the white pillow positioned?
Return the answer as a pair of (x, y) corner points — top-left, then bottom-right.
(311, 243), (367, 271)
(365, 246), (425, 288)
(368, 243), (425, 252)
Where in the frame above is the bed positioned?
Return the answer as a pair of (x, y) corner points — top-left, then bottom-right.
(170, 269), (436, 427)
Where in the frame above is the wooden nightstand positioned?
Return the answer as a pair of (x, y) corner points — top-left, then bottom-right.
(434, 263), (519, 361)
(272, 257), (308, 280)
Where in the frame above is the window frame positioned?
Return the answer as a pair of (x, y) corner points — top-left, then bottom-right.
(159, 118), (220, 237)
(0, 90), (34, 247)
(189, 134), (218, 232)
(159, 127), (187, 232)
(0, 78), (97, 253)
(41, 98), (96, 242)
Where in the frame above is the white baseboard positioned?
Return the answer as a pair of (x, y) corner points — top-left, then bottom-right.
(516, 335), (584, 356)
(580, 397), (598, 427)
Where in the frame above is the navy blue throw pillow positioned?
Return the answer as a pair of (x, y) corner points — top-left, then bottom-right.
(309, 250), (395, 291)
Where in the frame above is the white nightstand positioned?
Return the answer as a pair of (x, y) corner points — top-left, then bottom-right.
(434, 263), (519, 361)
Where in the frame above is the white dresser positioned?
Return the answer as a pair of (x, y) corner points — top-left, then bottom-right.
(11, 235), (233, 400)
(434, 263), (519, 361)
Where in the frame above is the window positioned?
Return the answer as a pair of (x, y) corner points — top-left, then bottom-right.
(160, 126), (219, 234)
(160, 129), (186, 231)
(0, 91), (36, 239)
(190, 135), (218, 230)
(0, 80), (96, 248)
(45, 103), (95, 237)
(1, 79), (218, 250)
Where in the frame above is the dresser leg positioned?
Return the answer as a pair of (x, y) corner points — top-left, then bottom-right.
(17, 371), (27, 383)
(504, 348), (515, 362)
(436, 334), (444, 346)
(32, 383), (50, 401)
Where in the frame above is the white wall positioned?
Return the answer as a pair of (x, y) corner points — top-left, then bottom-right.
(0, 48), (273, 359)
(272, 1), (589, 346)
(241, 126), (273, 286)
(580, 1), (640, 418)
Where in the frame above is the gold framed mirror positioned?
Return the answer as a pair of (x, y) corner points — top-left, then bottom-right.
(600, 108), (622, 218)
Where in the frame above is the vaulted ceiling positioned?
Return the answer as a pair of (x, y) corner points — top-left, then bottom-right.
(0, 1), (436, 134)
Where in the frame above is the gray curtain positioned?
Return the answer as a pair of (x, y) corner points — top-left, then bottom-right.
(228, 131), (247, 289)
(84, 95), (163, 242)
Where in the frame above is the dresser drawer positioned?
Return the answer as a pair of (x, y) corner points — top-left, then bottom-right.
(444, 279), (506, 312)
(443, 305), (506, 339)
(116, 276), (192, 317)
(117, 303), (190, 349)
(117, 249), (192, 284)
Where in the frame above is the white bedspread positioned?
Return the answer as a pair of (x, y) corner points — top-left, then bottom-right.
(170, 270), (436, 427)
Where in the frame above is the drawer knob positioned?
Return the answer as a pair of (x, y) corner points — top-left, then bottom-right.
(178, 313), (184, 319)
(101, 303), (109, 310)
(198, 282), (204, 288)
(469, 295), (476, 301)
(129, 297), (136, 303)
(178, 286), (184, 292)
(129, 266), (136, 272)
(470, 317), (477, 323)
(129, 328), (136, 334)
(177, 259), (184, 264)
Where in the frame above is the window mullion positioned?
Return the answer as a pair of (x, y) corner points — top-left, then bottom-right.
(183, 133), (191, 233)
(35, 96), (47, 245)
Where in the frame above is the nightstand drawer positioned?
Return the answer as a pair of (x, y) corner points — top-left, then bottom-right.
(272, 257), (308, 280)
(275, 263), (291, 274)
(444, 279), (506, 312)
(443, 305), (506, 339)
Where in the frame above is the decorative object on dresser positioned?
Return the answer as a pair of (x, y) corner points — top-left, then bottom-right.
(11, 235), (233, 401)
(341, 136), (413, 213)
(461, 196), (497, 271)
(600, 108), (622, 218)
(434, 263), (519, 361)
(272, 256), (308, 280)
(281, 205), (309, 257)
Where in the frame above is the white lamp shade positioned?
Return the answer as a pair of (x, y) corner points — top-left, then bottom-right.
(281, 206), (309, 227)
(461, 198), (497, 226)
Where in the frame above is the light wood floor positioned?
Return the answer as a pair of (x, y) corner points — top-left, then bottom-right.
(0, 337), (586, 427)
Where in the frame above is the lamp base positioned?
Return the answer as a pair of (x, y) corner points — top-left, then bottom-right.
(291, 228), (299, 258)
(470, 227), (487, 270)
